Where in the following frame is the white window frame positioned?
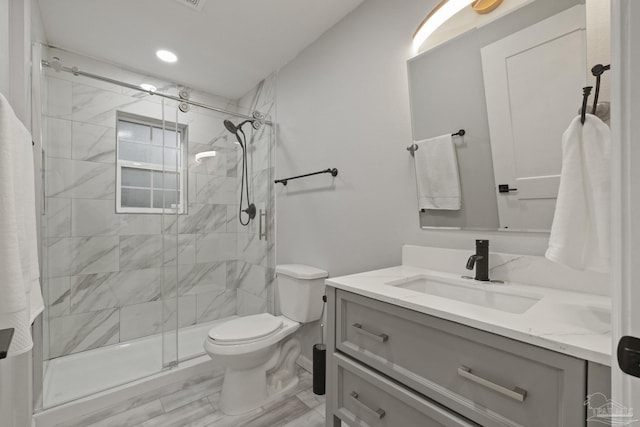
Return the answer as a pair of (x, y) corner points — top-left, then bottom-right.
(115, 112), (188, 214)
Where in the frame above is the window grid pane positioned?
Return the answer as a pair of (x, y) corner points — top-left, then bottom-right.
(118, 121), (151, 144)
(152, 190), (179, 209)
(121, 188), (151, 208)
(119, 140), (151, 163)
(152, 127), (180, 148)
(117, 115), (186, 213)
(122, 167), (152, 188)
(152, 171), (179, 190)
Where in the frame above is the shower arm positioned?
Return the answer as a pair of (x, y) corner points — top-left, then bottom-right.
(41, 59), (272, 126)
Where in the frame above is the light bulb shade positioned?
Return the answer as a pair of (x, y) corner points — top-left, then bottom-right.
(413, 0), (475, 52)
(195, 151), (217, 163)
(156, 49), (178, 63)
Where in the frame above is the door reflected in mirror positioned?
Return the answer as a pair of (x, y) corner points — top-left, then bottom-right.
(407, 0), (597, 232)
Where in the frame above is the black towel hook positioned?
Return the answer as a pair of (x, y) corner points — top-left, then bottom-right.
(581, 86), (592, 125)
(591, 64), (610, 115)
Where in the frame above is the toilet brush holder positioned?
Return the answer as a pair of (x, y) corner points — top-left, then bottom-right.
(313, 294), (327, 395)
(313, 343), (326, 395)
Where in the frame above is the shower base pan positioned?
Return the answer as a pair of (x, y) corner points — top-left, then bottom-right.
(36, 318), (233, 425)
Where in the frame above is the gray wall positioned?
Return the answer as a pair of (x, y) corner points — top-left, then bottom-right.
(276, 0), (554, 361)
(409, 0), (583, 229)
(276, 0), (550, 284)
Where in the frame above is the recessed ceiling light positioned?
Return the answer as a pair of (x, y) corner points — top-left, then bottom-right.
(140, 83), (157, 92)
(156, 49), (178, 63)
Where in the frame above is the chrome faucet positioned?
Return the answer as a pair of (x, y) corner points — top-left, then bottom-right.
(466, 240), (490, 281)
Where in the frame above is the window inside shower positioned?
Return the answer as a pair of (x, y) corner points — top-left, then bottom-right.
(116, 113), (187, 214)
(36, 45), (276, 410)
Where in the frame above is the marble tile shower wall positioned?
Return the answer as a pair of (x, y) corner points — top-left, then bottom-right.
(235, 74), (277, 318)
(41, 50), (274, 359)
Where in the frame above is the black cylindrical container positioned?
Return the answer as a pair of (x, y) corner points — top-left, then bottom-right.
(313, 343), (326, 395)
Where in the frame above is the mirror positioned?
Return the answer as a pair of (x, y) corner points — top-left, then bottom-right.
(407, 0), (589, 232)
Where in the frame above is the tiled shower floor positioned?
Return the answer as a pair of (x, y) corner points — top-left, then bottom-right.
(57, 369), (325, 427)
(43, 318), (231, 408)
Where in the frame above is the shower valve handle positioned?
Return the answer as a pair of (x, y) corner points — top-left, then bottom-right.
(243, 204), (257, 220)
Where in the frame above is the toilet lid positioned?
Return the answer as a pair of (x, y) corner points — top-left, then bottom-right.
(208, 313), (283, 343)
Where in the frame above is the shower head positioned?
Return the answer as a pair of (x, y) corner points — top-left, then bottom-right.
(223, 119), (238, 135)
(223, 112), (265, 149)
(223, 119), (246, 148)
(223, 115), (264, 136)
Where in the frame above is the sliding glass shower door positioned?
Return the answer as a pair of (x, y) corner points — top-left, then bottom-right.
(166, 94), (276, 363)
(40, 50), (181, 406)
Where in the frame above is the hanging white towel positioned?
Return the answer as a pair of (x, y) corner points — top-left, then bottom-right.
(546, 114), (610, 273)
(413, 134), (461, 210)
(0, 92), (43, 356)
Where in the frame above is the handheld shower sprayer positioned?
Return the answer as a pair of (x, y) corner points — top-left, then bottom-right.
(223, 119), (243, 148)
(223, 111), (265, 226)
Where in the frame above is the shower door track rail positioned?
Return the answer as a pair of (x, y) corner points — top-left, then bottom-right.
(40, 59), (273, 125)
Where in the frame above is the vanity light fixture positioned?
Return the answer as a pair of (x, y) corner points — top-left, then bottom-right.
(413, 0), (475, 52)
(195, 151), (217, 163)
(471, 0), (504, 14)
(140, 83), (157, 92)
(156, 49), (178, 63)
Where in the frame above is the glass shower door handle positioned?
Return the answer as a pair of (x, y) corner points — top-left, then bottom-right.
(259, 209), (267, 240)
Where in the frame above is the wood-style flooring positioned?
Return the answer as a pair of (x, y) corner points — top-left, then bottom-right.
(58, 369), (325, 427)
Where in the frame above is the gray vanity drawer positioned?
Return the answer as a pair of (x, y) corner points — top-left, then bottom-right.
(335, 290), (586, 427)
(335, 353), (479, 427)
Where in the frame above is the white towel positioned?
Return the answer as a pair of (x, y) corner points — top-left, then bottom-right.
(0, 92), (43, 356)
(413, 134), (461, 210)
(546, 114), (610, 273)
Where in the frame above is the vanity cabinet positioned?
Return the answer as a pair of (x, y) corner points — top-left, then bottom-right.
(335, 354), (479, 426)
(326, 288), (604, 427)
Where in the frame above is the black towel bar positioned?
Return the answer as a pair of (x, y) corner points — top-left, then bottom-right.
(275, 168), (338, 186)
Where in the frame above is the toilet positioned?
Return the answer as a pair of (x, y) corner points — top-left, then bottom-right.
(204, 264), (328, 415)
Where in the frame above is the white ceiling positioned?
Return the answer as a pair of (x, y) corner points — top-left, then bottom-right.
(37, 0), (364, 99)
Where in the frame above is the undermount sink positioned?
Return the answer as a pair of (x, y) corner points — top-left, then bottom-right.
(387, 275), (541, 314)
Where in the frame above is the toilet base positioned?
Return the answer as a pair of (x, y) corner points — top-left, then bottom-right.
(204, 317), (303, 416)
(219, 364), (268, 415)
(267, 367), (299, 397)
(218, 366), (300, 416)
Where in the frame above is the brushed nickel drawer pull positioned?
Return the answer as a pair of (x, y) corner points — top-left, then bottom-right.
(352, 323), (389, 342)
(458, 366), (527, 402)
(350, 391), (386, 419)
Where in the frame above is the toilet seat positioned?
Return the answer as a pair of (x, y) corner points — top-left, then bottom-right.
(208, 313), (283, 345)
(205, 315), (300, 357)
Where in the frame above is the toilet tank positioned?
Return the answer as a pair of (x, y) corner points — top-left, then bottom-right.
(276, 264), (328, 323)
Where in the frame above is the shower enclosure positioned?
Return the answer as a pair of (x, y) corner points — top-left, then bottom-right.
(36, 45), (276, 409)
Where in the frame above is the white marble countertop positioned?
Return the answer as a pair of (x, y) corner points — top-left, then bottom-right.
(326, 265), (612, 366)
